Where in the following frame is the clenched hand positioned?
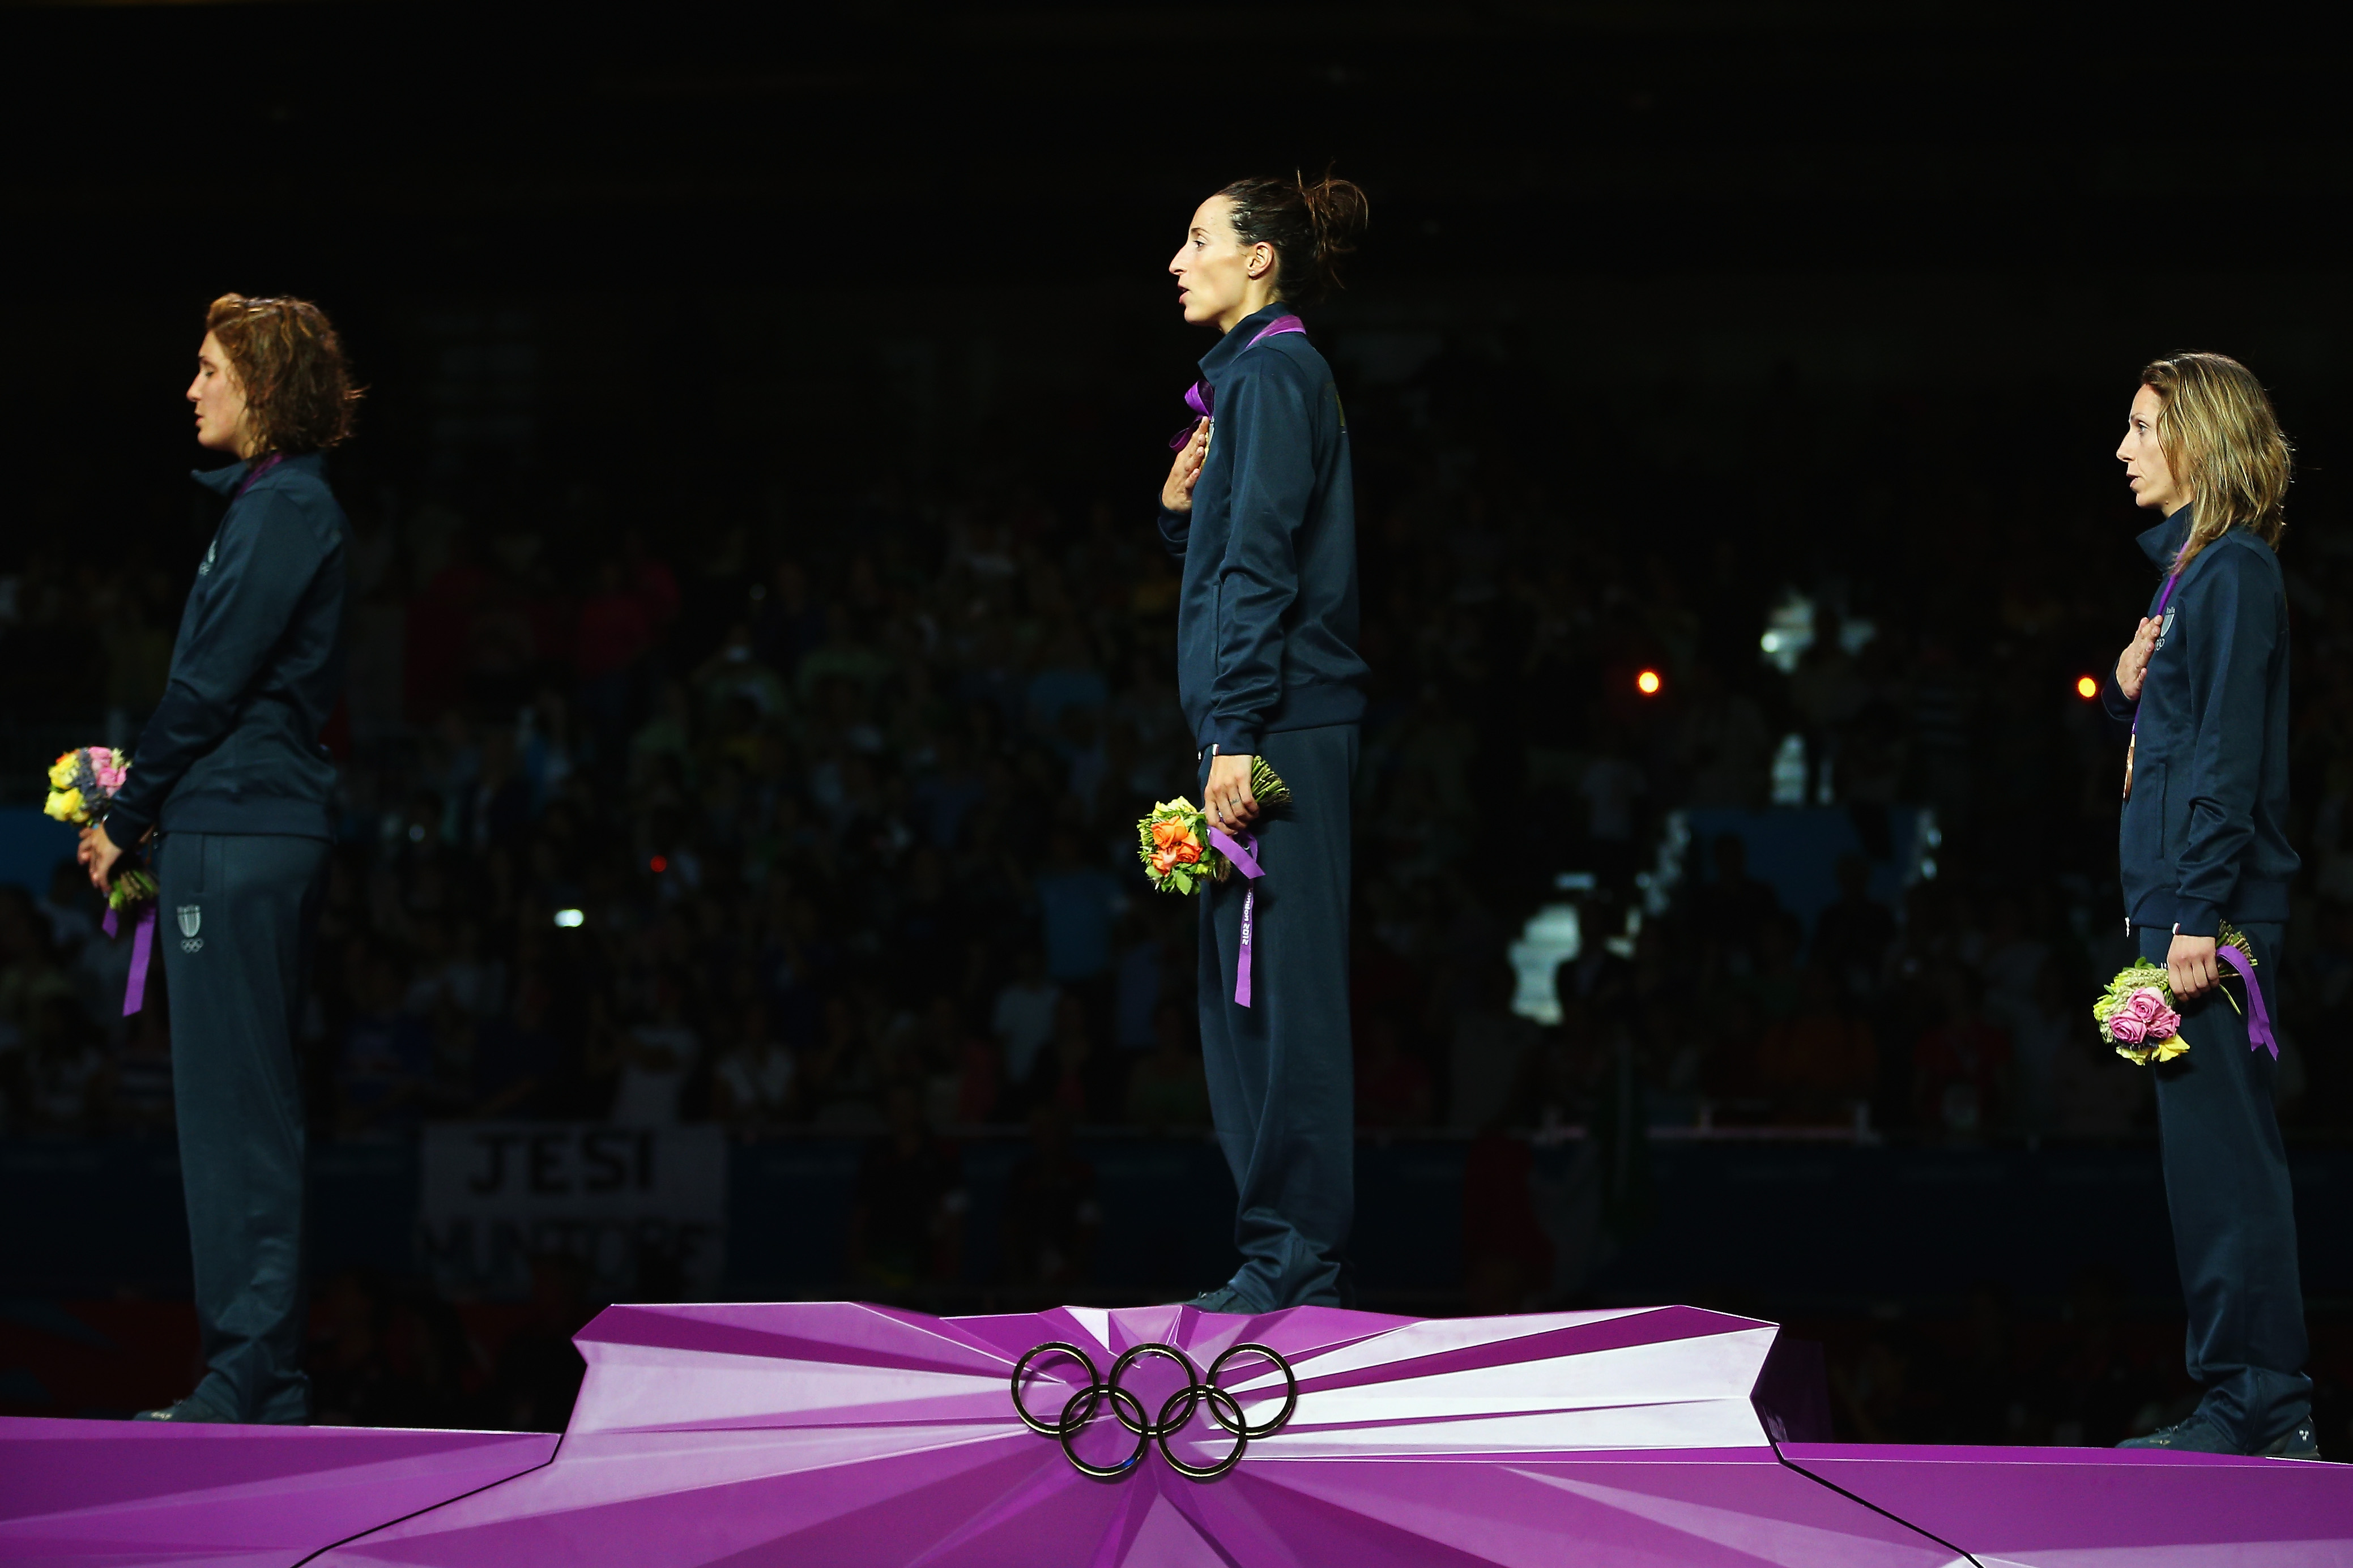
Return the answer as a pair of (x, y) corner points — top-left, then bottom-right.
(1162, 420), (1209, 513)
(1205, 752), (1259, 836)
(2115, 616), (2162, 702)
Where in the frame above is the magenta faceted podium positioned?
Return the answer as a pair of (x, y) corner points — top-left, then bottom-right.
(5, 1302), (2348, 1567)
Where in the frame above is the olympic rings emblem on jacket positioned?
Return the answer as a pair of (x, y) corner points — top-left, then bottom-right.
(1009, 1340), (1299, 1480)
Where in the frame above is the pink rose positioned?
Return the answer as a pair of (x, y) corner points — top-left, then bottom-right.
(2108, 1015), (2147, 1045)
(87, 747), (127, 794)
(2124, 988), (2167, 1024)
(2147, 1006), (2181, 1039)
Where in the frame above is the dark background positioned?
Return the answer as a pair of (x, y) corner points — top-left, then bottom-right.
(6, 2), (2353, 1447)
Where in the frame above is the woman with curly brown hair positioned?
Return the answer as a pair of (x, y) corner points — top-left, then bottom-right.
(83, 294), (358, 1423)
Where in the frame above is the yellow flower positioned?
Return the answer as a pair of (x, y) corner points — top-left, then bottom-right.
(2150, 1036), (2191, 1063)
(49, 755), (78, 789)
(45, 787), (86, 823)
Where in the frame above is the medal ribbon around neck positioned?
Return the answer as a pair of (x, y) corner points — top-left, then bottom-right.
(1168, 315), (1306, 450)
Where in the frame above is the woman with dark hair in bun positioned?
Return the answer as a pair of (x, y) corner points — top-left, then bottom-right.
(1158, 173), (1371, 1313)
(83, 294), (356, 1422)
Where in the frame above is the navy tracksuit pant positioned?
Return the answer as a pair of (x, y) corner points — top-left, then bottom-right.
(1197, 723), (1357, 1309)
(2140, 920), (2310, 1445)
(158, 831), (330, 1423)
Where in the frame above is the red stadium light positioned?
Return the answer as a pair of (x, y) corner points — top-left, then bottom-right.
(1635, 669), (1663, 696)
(650, 855), (670, 874)
(2075, 675), (2099, 700)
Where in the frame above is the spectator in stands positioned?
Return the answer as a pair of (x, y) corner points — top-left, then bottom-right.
(24, 994), (104, 1131)
(472, 970), (563, 1121)
(1578, 729), (1647, 888)
(1987, 956), (2075, 1138)
(1912, 968), (2013, 1141)
(1756, 964), (1876, 1124)
(1041, 993), (1123, 1123)
(804, 993), (881, 1129)
(1032, 827), (1120, 1020)
(1355, 1014), (1433, 1130)
(592, 984), (699, 1126)
(1686, 834), (1782, 971)
(0, 888), (76, 1046)
(990, 947), (1060, 1116)
(38, 860), (101, 960)
(2048, 1002), (2151, 1138)
(1449, 956), (1538, 1132)
(847, 1082), (965, 1299)
(1126, 1001), (1212, 1133)
(917, 996), (1000, 1127)
(106, 1007), (176, 1133)
(1813, 853), (1896, 1001)
(338, 952), (433, 1135)
(998, 1101), (1099, 1298)
(712, 999), (795, 1131)
(1460, 1128), (1552, 1314)
(1745, 912), (1805, 1028)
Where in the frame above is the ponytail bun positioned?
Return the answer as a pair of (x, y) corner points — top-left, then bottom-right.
(1217, 169), (1370, 304)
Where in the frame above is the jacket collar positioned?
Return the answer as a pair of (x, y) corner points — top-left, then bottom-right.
(192, 450), (323, 497)
(1197, 298), (1300, 381)
(2137, 502), (2193, 569)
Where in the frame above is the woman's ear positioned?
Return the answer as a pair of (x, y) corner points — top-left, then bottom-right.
(1246, 242), (1274, 280)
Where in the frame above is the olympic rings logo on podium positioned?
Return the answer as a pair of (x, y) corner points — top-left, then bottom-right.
(1010, 1340), (1299, 1480)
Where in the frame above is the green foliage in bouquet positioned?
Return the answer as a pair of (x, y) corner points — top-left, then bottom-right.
(1243, 755), (1292, 811)
(2092, 924), (2256, 1067)
(1135, 759), (1290, 895)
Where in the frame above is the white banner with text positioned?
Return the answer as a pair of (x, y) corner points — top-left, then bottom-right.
(418, 1122), (726, 1298)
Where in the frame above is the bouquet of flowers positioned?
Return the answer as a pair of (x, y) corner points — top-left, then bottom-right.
(45, 746), (157, 912)
(1135, 758), (1290, 895)
(2094, 925), (2257, 1066)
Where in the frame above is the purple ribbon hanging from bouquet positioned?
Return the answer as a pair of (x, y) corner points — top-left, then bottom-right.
(103, 903), (157, 1016)
(1168, 316), (1307, 449)
(2217, 944), (2277, 1059)
(1208, 827), (1264, 1007)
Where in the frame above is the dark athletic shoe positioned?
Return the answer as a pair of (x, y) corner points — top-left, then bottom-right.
(2120, 1413), (2320, 1458)
(2118, 1415), (2238, 1453)
(133, 1395), (235, 1423)
(2260, 1419), (2322, 1460)
(1182, 1285), (1263, 1315)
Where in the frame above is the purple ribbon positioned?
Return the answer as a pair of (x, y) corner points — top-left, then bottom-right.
(1208, 827), (1264, 1007)
(2218, 944), (2277, 1059)
(2129, 570), (2181, 741)
(233, 451), (284, 499)
(103, 903), (157, 1016)
(1169, 315), (1307, 449)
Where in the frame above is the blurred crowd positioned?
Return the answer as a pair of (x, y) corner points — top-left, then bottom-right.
(6, 360), (2353, 1170)
(6, 340), (2353, 1443)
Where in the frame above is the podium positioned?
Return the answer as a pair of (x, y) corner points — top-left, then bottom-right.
(5, 1301), (2346, 1566)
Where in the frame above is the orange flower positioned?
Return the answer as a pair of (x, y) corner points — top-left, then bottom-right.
(1176, 826), (1201, 850)
(1152, 848), (1177, 874)
(1151, 819), (1185, 849)
(1174, 843), (1200, 865)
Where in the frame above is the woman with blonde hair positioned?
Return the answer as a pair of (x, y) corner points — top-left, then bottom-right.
(83, 294), (357, 1422)
(2106, 352), (2311, 1456)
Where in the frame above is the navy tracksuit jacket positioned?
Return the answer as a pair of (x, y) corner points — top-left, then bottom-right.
(2103, 505), (2307, 1446)
(1158, 301), (1368, 1309)
(113, 452), (344, 1422)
